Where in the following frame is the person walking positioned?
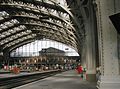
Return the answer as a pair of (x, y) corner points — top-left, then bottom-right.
(76, 64), (83, 78)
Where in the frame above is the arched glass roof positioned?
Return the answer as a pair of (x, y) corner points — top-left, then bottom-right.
(0, 0), (85, 55)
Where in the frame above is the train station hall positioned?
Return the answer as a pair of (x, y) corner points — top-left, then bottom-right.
(0, 0), (120, 89)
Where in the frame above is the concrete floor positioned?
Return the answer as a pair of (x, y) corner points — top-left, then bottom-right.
(14, 70), (97, 89)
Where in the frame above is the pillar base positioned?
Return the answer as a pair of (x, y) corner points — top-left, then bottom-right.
(86, 74), (96, 82)
(97, 76), (120, 89)
(86, 70), (96, 82)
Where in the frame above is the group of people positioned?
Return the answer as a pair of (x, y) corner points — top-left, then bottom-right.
(75, 64), (101, 81)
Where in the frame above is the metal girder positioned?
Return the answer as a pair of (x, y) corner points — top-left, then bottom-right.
(0, 14), (76, 39)
(0, 0), (67, 13)
(0, 26), (26, 41)
(0, 15), (70, 31)
(0, 0), (81, 53)
(40, 0), (85, 53)
(0, 31), (31, 47)
(17, 16), (76, 38)
(0, 3), (78, 43)
(23, 23), (77, 43)
(0, 20), (23, 34)
(2, 28), (77, 52)
(0, 8), (75, 37)
(31, 29), (77, 47)
(50, 0), (85, 34)
(0, 3), (74, 30)
(2, 34), (36, 50)
(0, 11), (78, 46)
(0, 22), (77, 47)
(5, 34), (77, 53)
(6, 38), (35, 53)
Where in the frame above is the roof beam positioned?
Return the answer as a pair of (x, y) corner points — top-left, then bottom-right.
(0, 3), (74, 30)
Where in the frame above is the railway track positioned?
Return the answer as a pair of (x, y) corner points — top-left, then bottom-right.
(0, 70), (61, 89)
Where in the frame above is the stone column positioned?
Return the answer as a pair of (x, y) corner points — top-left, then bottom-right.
(82, 0), (97, 82)
(84, 22), (96, 82)
(95, 0), (120, 89)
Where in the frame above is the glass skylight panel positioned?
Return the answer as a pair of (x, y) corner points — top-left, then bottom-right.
(10, 30), (16, 34)
(26, 30), (32, 33)
(0, 31), (30, 45)
(15, 27), (21, 31)
(0, 27), (23, 39)
(0, 11), (9, 17)
(17, 34), (22, 37)
(4, 21), (11, 26)
(5, 23), (13, 27)
(1, 38), (13, 45)
(49, 18), (52, 21)
(10, 35), (17, 39)
(31, 34), (36, 37)
(17, 32), (25, 36)
(2, 32), (7, 35)
(6, 32), (11, 35)
(8, 35), (35, 46)
(0, 19), (19, 30)
(0, 42), (4, 45)
(40, 7), (46, 11)
(0, 17), (4, 20)
(52, 10), (58, 16)
(11, 19), (19, 23)
(3, 40), (9, 45)
(0, 24), (7, 29)
(35, 0), (42, 2)
(17, 33), (21, 36)
(0, 24), (4, 28)
(0, 35), (5, 38)
(9, 38), (13, 41)
(19, 25), (26, 29)
(4, 40), (8, 43)
(51, 9), (55, 13)
(10, 29), (14, 32)
(1, 32), (7, 37)
(22, 37), (27, 40)
(1, 40), (8, 44)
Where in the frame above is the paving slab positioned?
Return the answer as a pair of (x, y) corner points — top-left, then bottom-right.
(14, 70), (97, 89)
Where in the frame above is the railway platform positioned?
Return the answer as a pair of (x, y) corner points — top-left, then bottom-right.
(14, 70), (97, 89)
(0, 70), (59, 79)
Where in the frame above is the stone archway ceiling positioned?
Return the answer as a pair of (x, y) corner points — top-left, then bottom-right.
(0, 0), (85, 53)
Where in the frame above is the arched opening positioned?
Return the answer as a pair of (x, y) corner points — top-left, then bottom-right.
(10, 39), (79, 57)
(9, 39), (80, 72)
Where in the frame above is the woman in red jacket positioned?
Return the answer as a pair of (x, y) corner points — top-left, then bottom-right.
(76, 64), (83, 74)
(76, 64), (83, 78)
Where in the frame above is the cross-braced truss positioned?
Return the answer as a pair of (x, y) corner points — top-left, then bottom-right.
(0, 0), (86, 54)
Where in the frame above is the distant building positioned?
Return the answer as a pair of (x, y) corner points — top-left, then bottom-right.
(39, 47), (65, 56)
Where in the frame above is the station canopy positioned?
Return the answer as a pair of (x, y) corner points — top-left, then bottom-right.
(0, 0), (84, 54)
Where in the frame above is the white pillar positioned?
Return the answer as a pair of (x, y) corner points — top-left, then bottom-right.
(84, 21), (96, 81)
(82, 1), (97, 81)
(96, 0), (120, 88)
